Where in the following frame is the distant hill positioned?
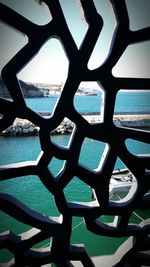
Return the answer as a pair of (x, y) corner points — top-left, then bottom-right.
(0, 78), (44, 98)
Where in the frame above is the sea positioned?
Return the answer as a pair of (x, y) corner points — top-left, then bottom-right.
(0, 91), (150, 262)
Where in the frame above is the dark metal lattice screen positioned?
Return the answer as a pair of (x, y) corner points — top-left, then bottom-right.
(0, 0), (150, 266)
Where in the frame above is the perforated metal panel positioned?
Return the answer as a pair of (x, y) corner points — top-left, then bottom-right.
(0, 0), (150, 266)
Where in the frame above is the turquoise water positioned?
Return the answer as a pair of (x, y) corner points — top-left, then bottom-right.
(25, 91), (150, 113)
(0, 92), (150, 262)
(0, 134), (150, 261)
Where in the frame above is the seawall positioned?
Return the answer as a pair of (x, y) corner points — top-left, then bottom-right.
(1, 113), (150, 136)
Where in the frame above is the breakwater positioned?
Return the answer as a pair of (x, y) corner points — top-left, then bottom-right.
(1, 113), (150, 136)
(1, 117), (74, 136)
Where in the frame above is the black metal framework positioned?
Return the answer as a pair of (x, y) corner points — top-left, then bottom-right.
(0, 0), (150, 266)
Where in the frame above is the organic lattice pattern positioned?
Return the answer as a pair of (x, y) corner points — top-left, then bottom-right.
(0, 0), (150, 266)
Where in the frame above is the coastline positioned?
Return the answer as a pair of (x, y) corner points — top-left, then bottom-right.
(1, 113), (150, 136)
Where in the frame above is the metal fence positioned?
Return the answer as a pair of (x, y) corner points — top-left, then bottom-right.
(0, 0), (150, 266)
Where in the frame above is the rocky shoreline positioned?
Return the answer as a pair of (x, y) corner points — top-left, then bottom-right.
(0, 78), (44, 98)
(0, 118), (74, 136)
(0, 114), (150, 137)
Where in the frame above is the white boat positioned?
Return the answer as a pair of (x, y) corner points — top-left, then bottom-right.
(109, 172), (135, 195)
(91, 170), (136, 200)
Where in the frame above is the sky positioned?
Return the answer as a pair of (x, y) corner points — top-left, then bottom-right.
(0, 0), (150, 88)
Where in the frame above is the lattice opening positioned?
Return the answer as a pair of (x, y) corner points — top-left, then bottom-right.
(92, 215), (119, 235)
(18, 38), (68, 114)
(0, 23), (28, 80)
(51, 118), (75, 139)
(113, 89), (150, 129)
(32, 237), (51, 249)
(0, 211), (29, 234)
(0, 175), (59, 215)
(70, 216), (127, 257)
(126, 0), (150, 31)
(0, 134), (41, 164)
(114, 89), (150, 113)
(73, 82), (103, 123)
(1, 118), (40, 137)
(79, 138), (106, 171)
(125, 139), (150, 155)
(96, 215), (115, 224)
(64, 176), (92, 203)
(50, 118), (75, 147)
(0, 248), (13, 264)
(112, 42), (150, 78)
(110, 181), (138, 205)
(0, 0), (51, 25)
(0, 0), (150, 266)
(129, 210), (145, 224)
(59, 0), (88, 48)
(109, 157), (138, 203)
(113, 157), (127, 170)
(87, 1), (116, 70)
(48, 157), (65, 178)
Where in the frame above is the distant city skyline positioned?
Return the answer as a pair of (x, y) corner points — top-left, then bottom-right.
(0, 0), (150, 89)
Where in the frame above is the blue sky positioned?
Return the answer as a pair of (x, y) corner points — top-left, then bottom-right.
(0, 0), (150, 87)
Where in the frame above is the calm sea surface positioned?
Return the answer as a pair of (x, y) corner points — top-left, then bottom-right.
(0, 91), (150, 262)
(26, 91), (150, 113)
